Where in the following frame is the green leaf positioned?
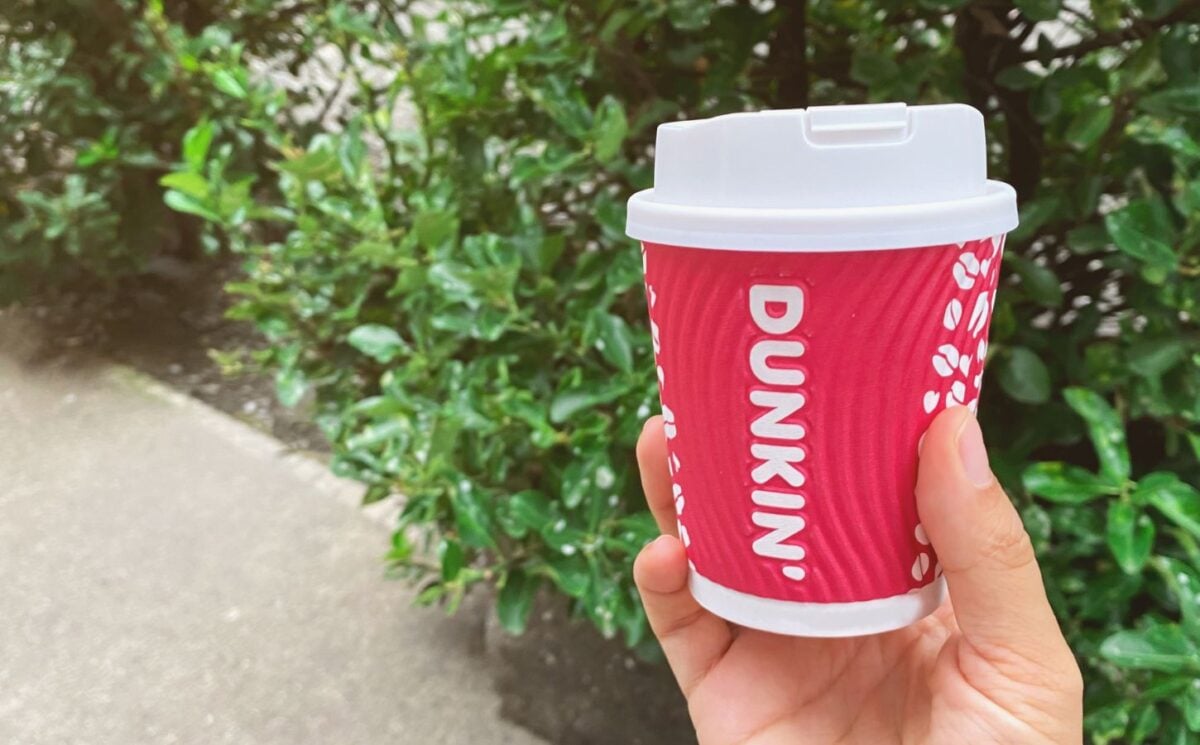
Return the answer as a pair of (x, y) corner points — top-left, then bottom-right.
(1159, 714), (1194, 745)
(549, 379), (628, 423)
(505, 490), (553, 536)
(540, 557), (590, 599)
(1184, 679), (1200, 732)
(534, 234), (566, 272)
(163, 189), (220, 222)
(533, 77), (593, 139)
(850, 47), (900, 86)
(1090, 0), (1124, 30)
(1131, 704), (1162, 744)
(1015, 0), (1062, 21)
(667, 0), (712, 30)
(1007, 255), (1063, 307)
(1188, 432), (1200, 462)
(591, 96), (628, 163)
(1180, 180), (1200, 216)
(995, 65), (1042, 90)
(1066, 223), (1110, 254)
(1127, 338), (1187, 378)
(1105, 202), (1178, 271)
(539, 518), (588, 556)
(182, 120), (214, 172)
(1065, 105), (1114, 148)
(1009, 193), (1063, 243)
(413, 210), (459, 250)
(1141, 85), (1200, 114)
(439, 538), (465, 582)
(1085, 705), (1130, 745)
(497, 569), (539, 634)
(451, 482), (496, 549)
(1064, 387), (1131, 482)
(276, 146), (342, 181)
(592, 311), (635, 373)
(1031, 74), (1063, 119)
(1107, 501), (1154, 574)
(1023, 462), (1120, 503)
(211, 68), (248, 99)
(347, 324), (407, 363)
(1139, 473), (1200, 540)
(275, 366), (308, 408)
(1130, 118), (1200, 159)
(1158, 556), (1200, 646)
(1100, 623), (1199, 673)
(158, 172), (210, 200)
(997, 346), (1051, 404)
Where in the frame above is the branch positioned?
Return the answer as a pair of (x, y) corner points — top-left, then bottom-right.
(1015, 0), (1200, 62)
(765, 0), (809, 108)
(955, 0), (1045, 204)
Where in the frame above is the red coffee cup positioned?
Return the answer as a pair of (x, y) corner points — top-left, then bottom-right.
(626, 103), (1018, 636)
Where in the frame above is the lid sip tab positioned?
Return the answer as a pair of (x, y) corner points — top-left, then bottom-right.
(627, 103), (1018, 252)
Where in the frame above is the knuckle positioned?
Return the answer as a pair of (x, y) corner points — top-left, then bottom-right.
(979, 503), (1037, 572)
(654, 606), (708, 642)
(1057, 652), (1085, 698)
(1064, 670), (1084, 702)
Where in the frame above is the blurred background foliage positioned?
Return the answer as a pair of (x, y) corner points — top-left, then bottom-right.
(3, 0), (1200, 740)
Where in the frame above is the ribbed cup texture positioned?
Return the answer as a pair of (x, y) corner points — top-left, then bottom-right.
(643, 236), (1005, 603)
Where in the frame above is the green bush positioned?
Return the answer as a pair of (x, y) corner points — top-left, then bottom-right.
(12, 1), (1200, 740)
(0, 0), (331, 299)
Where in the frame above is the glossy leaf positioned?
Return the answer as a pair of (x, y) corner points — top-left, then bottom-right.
(439, 538), (465, 582)
(163, 189), (220, 222)
(1008, 254), (1063, 307)
(182, 120), (214, 172)
(1139, 473), (1200, 540)
(1015, 0), (1062, 21)
(496, 569), (539, 634)
(1127, 338), (1187, 378)
(592, 96), (628, 163)
(997, 346), (1051, 404)
(549, 380), (628, 423)
(347, 324), (407, 363)
(592, 311), (635, 373)
(159, 172), (210, 200)
(1105, 201), (1178, 271)
(1024, 462), (1120, 503)
(1064, 387), (1131, 483)
(1107, 501), (1154, 574)
(1100, 622), (1199, 674)
(211, 68), (248, 99)
(1066, 105), (1114, 149)
(275, 366), (308, 408)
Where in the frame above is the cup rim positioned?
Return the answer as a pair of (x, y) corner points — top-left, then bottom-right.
(626, 180), (1017, 252)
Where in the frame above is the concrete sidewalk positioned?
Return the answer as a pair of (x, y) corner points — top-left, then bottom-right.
(0, 317), (547, 745)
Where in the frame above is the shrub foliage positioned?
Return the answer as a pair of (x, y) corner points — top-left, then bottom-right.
(5, 1), (1200, 740)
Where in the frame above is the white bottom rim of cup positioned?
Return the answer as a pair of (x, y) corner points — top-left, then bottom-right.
(689, 571), (947, 638)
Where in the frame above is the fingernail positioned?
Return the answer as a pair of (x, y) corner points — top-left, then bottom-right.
(957, 414), (994, 488)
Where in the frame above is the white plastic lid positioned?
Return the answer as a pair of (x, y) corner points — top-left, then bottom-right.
(626, 103), (1018, 251)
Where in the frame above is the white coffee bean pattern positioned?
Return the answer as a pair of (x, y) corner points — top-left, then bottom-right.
(644, 249), (690, 550)
(910, 521), (942, 581)
(920, 235), (1004, 417)
(913, 235), (1005, 585)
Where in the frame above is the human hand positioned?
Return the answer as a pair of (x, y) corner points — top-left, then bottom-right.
(634, 406), (1083, 744)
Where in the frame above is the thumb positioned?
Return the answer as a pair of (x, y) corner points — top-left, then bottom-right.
(916, 407), (1074, 674)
